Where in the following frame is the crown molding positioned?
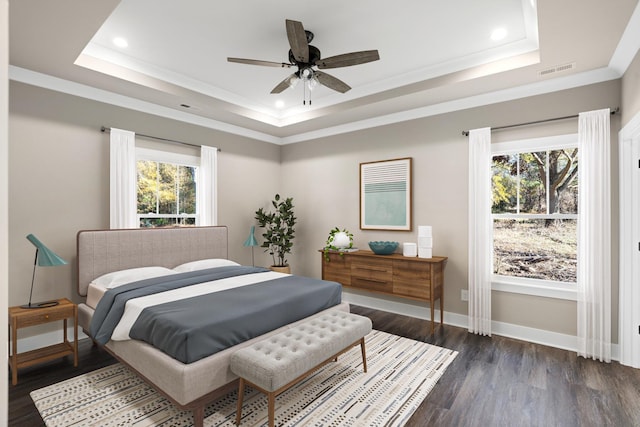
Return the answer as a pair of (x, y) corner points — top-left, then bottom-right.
(7, 64), (624, 145)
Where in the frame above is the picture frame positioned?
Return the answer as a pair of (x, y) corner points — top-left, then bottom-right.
(360, 157), (412, 230)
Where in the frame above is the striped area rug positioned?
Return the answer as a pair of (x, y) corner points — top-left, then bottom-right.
(31, 330), (457, 426)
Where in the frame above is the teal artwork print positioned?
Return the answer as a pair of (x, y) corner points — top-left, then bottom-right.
(364, 181), (406, 226)
(360, 157), (411, 230)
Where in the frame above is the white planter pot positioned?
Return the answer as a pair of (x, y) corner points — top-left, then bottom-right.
(331, 232), (351, 248)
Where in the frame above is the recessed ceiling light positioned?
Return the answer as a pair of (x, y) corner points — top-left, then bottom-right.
(113, 37), (128, 48)
(275, 100), (285, 109)
(491, 28), (507, 41)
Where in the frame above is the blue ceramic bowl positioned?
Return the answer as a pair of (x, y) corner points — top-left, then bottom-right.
(368, 241), (399, 255)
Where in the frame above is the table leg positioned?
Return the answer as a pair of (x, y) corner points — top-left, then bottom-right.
(430, 300), (435, 335)
(73, 305), (78, 366)
(11, 317), (17, 385)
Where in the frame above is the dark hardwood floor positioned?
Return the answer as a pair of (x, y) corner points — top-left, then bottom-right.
(9, 306), (640, 426)
(8, 338), (115, 427)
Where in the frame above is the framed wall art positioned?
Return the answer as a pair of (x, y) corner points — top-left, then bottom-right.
(360, 157), (412, 230)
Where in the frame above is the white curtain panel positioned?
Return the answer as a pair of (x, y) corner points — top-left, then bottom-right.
(468, 127), (492, 336)
(577, 108), (611, 362)
(198, 145), (218, 226)
(109, 128), (137, 229)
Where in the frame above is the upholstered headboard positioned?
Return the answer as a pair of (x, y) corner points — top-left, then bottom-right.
(76, 226), (228, 296)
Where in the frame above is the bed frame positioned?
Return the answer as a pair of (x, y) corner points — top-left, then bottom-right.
(76, 226), (349, 427)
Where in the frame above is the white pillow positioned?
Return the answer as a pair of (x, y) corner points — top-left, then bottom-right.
(92, 266), (176, 289)
(173, 259), (240, 273)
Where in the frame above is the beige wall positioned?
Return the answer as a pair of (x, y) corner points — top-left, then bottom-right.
(281, 79), (621, 338)
(8, 81), (282, 337)
(8, 77), (623, 342)
(622, 49), (640, 126)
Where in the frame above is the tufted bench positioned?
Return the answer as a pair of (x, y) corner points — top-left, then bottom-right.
(230, 310), (372, 427)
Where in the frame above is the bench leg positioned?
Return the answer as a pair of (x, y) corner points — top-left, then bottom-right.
(360, 337), (368, 373)
(193, 406), (204, 427)
(235, 378), (245, 425)
(268, 392), (275, 427)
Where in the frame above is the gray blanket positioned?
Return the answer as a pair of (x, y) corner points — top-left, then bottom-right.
(90, 266), (269, 345)
(90, 266), (342, 363)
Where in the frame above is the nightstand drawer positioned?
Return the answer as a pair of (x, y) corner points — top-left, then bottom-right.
(14, 306), (74, 328)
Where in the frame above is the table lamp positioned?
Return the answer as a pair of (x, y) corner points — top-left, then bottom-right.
(22, 234), (68, 309)
(243, 226), (259, 266)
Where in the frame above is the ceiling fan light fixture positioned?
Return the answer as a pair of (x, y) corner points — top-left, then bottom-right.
(307, 74), (319, 91)
(286, 74), (299, 89)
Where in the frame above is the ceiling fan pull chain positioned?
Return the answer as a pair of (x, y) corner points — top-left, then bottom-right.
(303, 80), (307, 105)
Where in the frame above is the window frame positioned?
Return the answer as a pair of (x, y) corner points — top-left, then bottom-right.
(491, 133), (578, 301)
(136, 147), (200, 227)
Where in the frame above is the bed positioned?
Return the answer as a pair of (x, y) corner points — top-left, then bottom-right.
(76, 226), (349, 427)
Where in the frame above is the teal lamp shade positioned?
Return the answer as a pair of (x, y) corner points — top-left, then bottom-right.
(23, 234), (68, 309)
(243, 226), (259, 247)
(27, 234), (68, 267)
(243, 226), (259, 266)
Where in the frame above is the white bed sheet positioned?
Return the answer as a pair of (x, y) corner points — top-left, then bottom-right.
(86, 282), (108, 310)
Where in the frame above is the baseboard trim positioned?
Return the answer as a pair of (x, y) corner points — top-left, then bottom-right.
(16, 295), (619, 362)
(342, 291), (620, 361)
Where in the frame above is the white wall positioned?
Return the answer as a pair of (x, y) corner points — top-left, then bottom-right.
(622, 49), (640, 126)
(1, 1), (9, 424)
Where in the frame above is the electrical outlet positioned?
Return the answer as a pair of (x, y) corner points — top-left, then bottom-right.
(461, 289), (469, 301)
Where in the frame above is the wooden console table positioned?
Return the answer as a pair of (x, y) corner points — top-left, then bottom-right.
(321, 250), (447, 334)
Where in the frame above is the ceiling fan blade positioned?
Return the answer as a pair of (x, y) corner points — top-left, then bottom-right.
(315, 50), (380, 69)
(271, 73), (299, 94)
(314, 71), (351, 93)
(227, 57), (292, 68)
(286, 19), (309, 63)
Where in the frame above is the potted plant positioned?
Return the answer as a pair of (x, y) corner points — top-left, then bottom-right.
(255, 194), (296, 272)
(323, 227), (354, 261)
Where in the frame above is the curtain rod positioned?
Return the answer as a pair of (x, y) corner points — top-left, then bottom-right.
(461, 107), (620, 136)
(100, 126), (221, 152)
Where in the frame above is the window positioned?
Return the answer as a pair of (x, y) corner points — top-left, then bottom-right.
(136, 148), (199, 228)
(491, 134), (578, 298)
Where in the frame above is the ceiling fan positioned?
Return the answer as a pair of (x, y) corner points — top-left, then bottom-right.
(227, 19), (380, 96)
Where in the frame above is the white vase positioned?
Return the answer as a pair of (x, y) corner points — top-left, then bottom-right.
(331, 231), (351, 248)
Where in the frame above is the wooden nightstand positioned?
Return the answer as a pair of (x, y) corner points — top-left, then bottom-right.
(8, 297), (78, 385)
